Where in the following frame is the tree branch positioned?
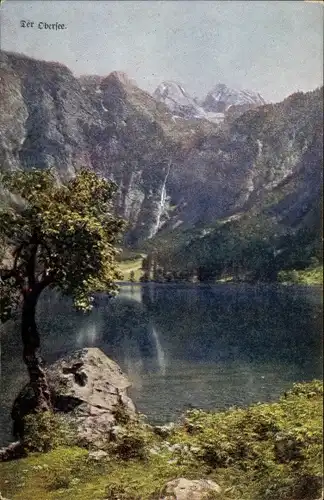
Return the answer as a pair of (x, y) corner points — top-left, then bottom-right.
(0, 265), (25, 292)
(36, 271), (55, 295)
(27, 242), (38, 288)
(0, 267), (21, 282)
(12, 243), (25, 270)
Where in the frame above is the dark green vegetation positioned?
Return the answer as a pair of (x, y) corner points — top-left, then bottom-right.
(0, 168), (124, 411)
(142, 210), (323, 284)
(1, 381), (322, 500)
(278, 267), (323, 286)
(116, 250), (146, 282)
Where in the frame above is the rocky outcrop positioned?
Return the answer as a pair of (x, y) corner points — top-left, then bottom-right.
(0, 441), (26, 462)
(159, 478), (222, 499)
(11, 348), (137, 448)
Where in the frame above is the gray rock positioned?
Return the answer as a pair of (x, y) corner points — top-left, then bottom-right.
(159, 478), (222, 499)
(0, 441), (26, 462)
(88, 450), (109, 461)
(153, 422), (176, 438)
(11, 348), (137, 448)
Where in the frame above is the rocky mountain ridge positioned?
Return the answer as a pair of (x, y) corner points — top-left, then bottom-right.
(152, 81), (266, 123)
(153, 81), (210, 121)
(202, 83), (266, 112)
(0, 50), (322, 248)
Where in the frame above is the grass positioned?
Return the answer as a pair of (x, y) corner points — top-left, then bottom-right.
(0, 445), (189, 500)
(278, 266), (323, 286)
(216, 276), (234, 283)
(116, 255), (145, 282)
(0, 381), (322, 500)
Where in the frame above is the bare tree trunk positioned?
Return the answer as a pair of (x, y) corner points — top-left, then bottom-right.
(21, 291), (51, 411)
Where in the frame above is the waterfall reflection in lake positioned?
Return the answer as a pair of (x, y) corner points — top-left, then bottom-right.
(151, 325), (167, 376)
(0, 283), (322, 445)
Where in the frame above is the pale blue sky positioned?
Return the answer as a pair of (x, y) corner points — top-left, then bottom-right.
(0, 0), (323, 102)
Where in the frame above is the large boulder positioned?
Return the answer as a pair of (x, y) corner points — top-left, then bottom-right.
(159, 478), (222, 499)
(11, 348), (137, 448)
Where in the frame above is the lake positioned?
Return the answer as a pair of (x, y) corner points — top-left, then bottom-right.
(0, 283), (322, 446)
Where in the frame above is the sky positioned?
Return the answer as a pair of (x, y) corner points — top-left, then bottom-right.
(0, 0), (323, 103)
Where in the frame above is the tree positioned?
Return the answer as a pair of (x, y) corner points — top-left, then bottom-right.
(129, 270), (135, 282)
(0, 167), (125, 411)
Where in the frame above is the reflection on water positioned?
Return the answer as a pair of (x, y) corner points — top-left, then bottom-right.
(151, 326), (167, 376)
(0, 283), (322, 445)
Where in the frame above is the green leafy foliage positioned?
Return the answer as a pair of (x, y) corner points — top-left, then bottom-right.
(1, 382), (322, 500)
(0, 167), (125, 319)
(169, 380), (323, 499)
(23, 411), (78, 453)
(104, 483), (143, 500)
(109, 424), (153, 460)
(278, 266), (323, 285)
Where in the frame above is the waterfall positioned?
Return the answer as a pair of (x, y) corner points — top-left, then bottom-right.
(149, 160), (171, 239)
(151, 325), (167, 376)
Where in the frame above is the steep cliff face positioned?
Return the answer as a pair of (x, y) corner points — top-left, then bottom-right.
(0, 53), (184, 241)
(0, 51), (98, 179)
(0, 51), (322, 248)
(160, 87), (322, 237)
(0, 58), (28, 172)
(151, 87), (323, 277)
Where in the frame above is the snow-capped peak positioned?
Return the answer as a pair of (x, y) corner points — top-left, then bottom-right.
(153, 81), (207, 119)
(203, 83), (266, 112)
(153, 81), (266, 124)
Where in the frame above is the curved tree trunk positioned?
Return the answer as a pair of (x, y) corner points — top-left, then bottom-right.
(21, 290), (51, 411)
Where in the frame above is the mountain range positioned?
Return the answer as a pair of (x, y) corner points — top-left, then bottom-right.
(153, 81), (266, 123)
(0, 51), (322, 268)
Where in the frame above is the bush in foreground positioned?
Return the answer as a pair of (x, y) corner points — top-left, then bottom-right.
(0, 381), (322, 500)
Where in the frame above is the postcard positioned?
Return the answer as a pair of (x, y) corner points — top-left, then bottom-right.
(0, 1), (323, 498)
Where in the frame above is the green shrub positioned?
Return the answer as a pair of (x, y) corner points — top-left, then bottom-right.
(23, 411), (77, 452)
(1, 382), (322, 500)
(278, 266), (323, 285)
(41, 447), (89, 492)
(285, 380), (323, 397)
(169, 381), (323, 499)
(110, 424), (153, 460)
(46, 469), (72, 490)
(112, 396), (132, 426)
(105, 483), (143, 500)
